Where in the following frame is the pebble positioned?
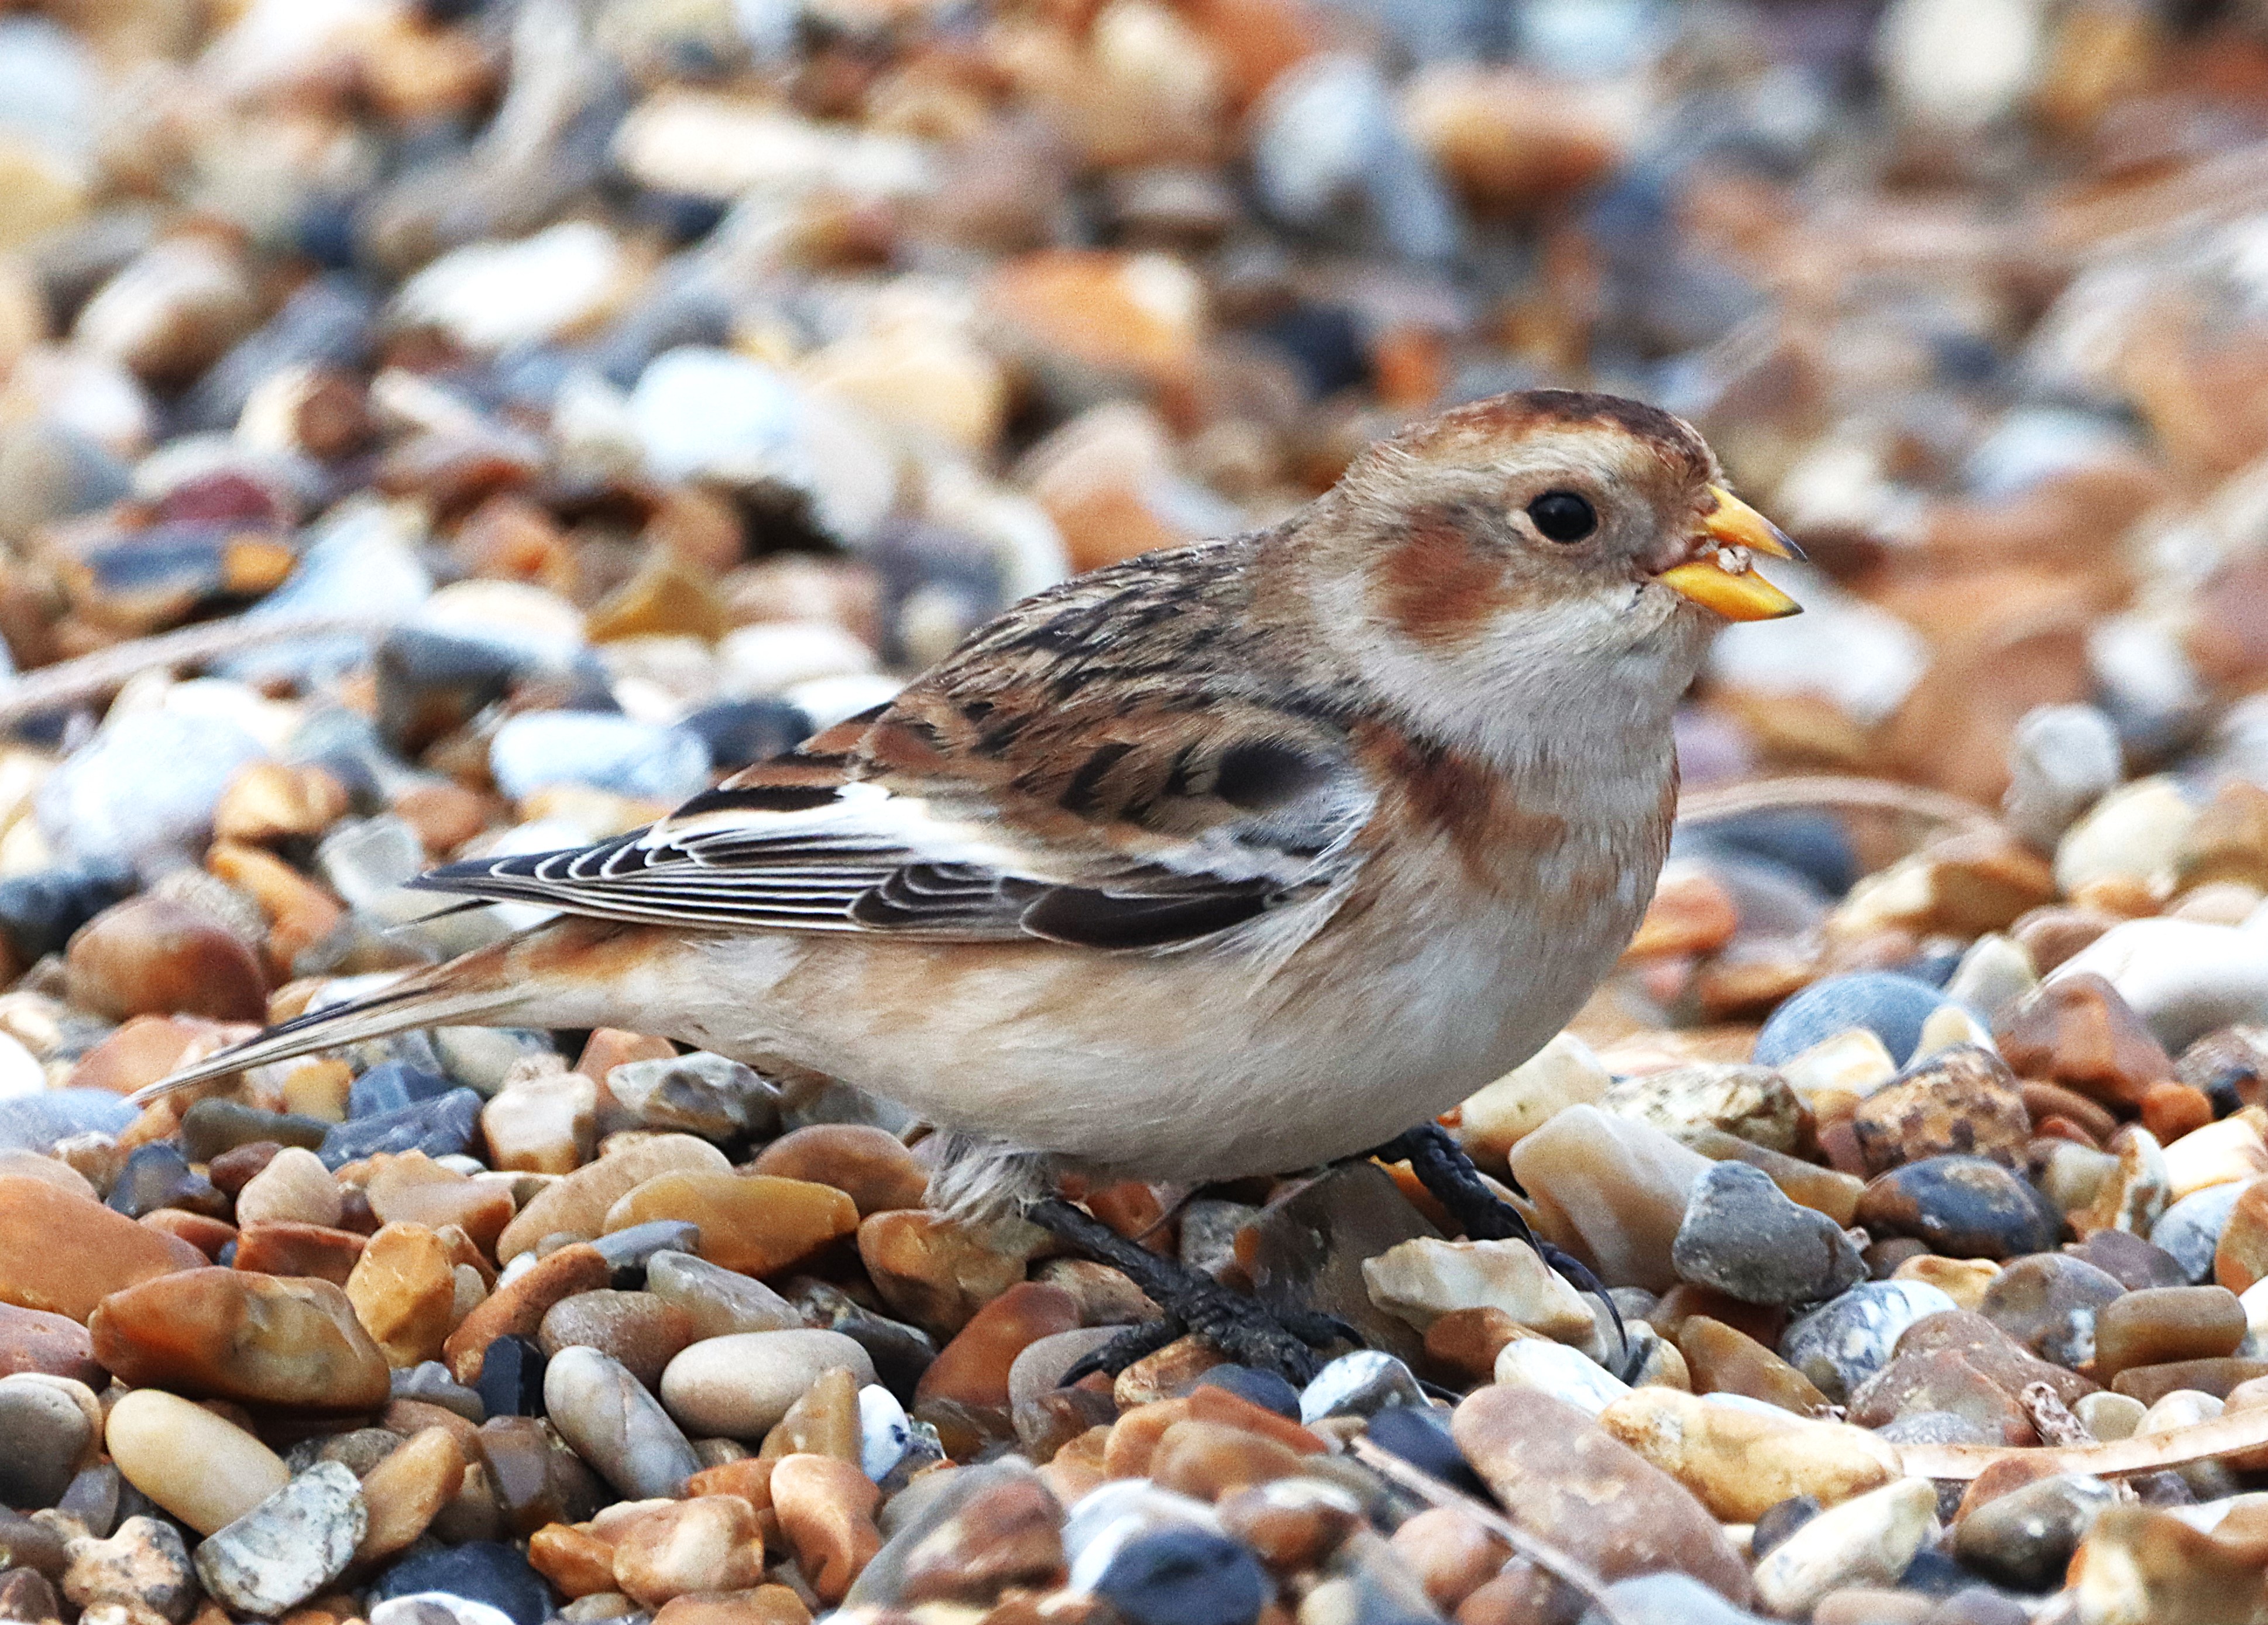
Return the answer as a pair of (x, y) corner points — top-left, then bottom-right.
(1850, 1047), (2031, 1174)
(1092, 1526), (1267, 1625)
(1977, 1253), (2126, 1366)
(769, 1453), (881, 1606)
(1855, 1156), (2063, 1260)
(603, 1173), (857, 1278)
(2004, 705), (2122, 848)
(1672, 1162), (1867, 1307)
(0, 1301), (100, 1384)
(90, 1268), (390, 1410)
(357, 1427), (465, 1565)
(1603, 1064), (1804, 1155)
(1492, 1338), (1633, 1416)
(609, 1495), (764, 1606)
(1995, 974), (2172, 1110)
(1509, 1105), (1712, 1293)
(2158, 1182), (2246, 1283)
(63, 894), (267, 1024)
(2092, 1286), (2247, 1383)
(747, 1125), (928, 1218)
(1676, 1317), (1836, 1417)
(497, 1138), (731, 1262)
(1750, 1478), (1940, 1618)
(368, 1544), (552, 1625)
(603, 1054), (776, 1141)
(320, 1089), (484, 1170)
(1781, 1282), (1960, 1404)
(235, 1146), (342, 1229)
(103, 1389), (288, 1535)
(643, 1250), (803, 1339)
(60, 1514), (195, 1623)
(191, 1461), (366, 1619)
(444, 1244), (611, 1384)
(1452, 1034), (1611, 1174)
(1597, 1387), (1899, 1521)
(0, 1373), (95, 1509)
(659, 1331), (878, 1440)
(1363, 1235), (1599, 1339)
(480, 1075), (597, 1177)
(538, 1291), (695, 1390)
(1757, 975), (1950, 1069)
(544, 1346), (702, 1499)
(347, 1223), (461, 1369)
(1954, 1472), (2116, 1592)
(1297, 1351), (1426, 1425)
(1451, 1387), (1753, 1605)
(0, 1174), (195, 1321)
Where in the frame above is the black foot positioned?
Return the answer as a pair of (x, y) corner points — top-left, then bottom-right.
(1371, 1123), (1626, 1364)
(1025, 1196), (1352, 1387)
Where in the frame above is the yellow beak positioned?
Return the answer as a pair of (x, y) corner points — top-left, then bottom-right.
(1656, 486), (1803, 622)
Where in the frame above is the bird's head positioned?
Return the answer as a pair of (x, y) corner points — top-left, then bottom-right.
(1279, 388), (1800, 746)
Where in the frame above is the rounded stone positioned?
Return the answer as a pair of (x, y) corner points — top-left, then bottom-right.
(64, 894), (267, 1023)
(1855, 1156), (2063, 1260)
(105, 1389), (290, 1535)
(234, 1146), (343, 1230)
(1093, 1527), (1267, 1625)
(543, 1345), (702, 1499)
(192, 1459), (367, 1619)
(1755, 974), (1950, 1068)
(1672, 1162), (1866, 1307)
(90, 1267), (390, 1409)
(1779, 1282), (1960, 1404)
(658, 1330), (878, 1439)
(1977, 1253), (2126, 1367)
(747, 1125), (928, 1217)
(538, 1290), (697, 1390)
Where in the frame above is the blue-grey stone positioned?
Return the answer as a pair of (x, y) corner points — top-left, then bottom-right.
(2152, 1183), (2245, 1285)
(591, 1221), (700, 1277)
(368, 1543), (548, 1625)
(36, 712), (269, 872)
(319, 1087), (482, 1169)
(391, 1362), (484, 1423)
(1094, 1528), (1267, 1625)
(1754, 972), (1950, 1066)
(350, 1061), (456, 1119)
(488, 712), (710, 803)
(0, 864), (133, 965)
(106, 1143), (223, 1219)
(1298, 1350), (1424, 1424)
(1781, 1281), (1960, 1404)
(178, 1100), (330, 1163)
(0, 1090), (136, 1152)
(1578, 1572), (1769, 1625)
(1859, 1155), (2063, 1260)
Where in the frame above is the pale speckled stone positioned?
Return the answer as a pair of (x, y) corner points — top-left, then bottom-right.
(1750, 1477), (1939, 1617)
(1780, 1282), (1960, 1404)
(544, 1345), (702, 1499)
(192, 1461), (366, 1617)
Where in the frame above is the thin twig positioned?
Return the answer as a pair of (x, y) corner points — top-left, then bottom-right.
(1895, 1405), (2268, 1481)
(1349, 1437), (1640, 1625)
(0, 611), (395, 724)
(1678, 774), (2002, 837)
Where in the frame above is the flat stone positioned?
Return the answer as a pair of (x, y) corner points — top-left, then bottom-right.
(192, 1461), (365, 1619)
(1676, 1316), (1835, 1417)
(475, 1415), (602, 1537)
(90, 1268), (390, 1409)
(603, 1173), (857, 1278)
(479, 1074), (597, 1177)
(543, 1346), (702, 1499)
(1449, 1387), (1751, 1605)
(603, 1053), (776, 1140)
(1672, 1161), (1866, 1306)
(364, 1154), (514, 1254)
(319, 1090), (483, 1171)
(0, 1174), (194, 1321)
(233, 1222), (367, 1286)
(769, 1452), (881, 1606)
(1240, 1161), (1437, 1365)
(104, 1389), (289, 1535)
(841, 1457), (1064, 1609)
(498, 1137), (732, 1262)
(659, 1330), (877, 1440)
(1596, 1387), (1899, 1521)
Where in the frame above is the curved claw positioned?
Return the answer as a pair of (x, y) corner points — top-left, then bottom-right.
(1537, 1241), (1628, 1369)
(1063, 1318), (1183, 1384)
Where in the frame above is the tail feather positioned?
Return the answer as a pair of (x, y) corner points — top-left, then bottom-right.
(129, 956), (528, 1106)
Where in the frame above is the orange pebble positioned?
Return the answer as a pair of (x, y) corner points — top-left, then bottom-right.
(2142, 1081), (2214, 1145)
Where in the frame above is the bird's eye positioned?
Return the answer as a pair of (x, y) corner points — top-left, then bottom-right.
(1527, 490), (1597, 542)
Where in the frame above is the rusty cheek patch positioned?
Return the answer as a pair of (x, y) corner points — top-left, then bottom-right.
(1374, 511), (1515, 650)
(1355, 724), (1569, 894)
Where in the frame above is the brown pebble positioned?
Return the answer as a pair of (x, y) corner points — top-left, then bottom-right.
(1424, 1306), (1522, 1382)
(1995, 973), (2173, 1109)
(684, 1456), (775, 1511)
(1389, 1504), (1513, 1613)
(538, 1290), (697, 1390)
(214, 763), (350, 845)
(606, 1173), (858, 1279)
(2215, 1176), (2268, 1293)
(857, 1209), (1037, 1335)
(0, 1174), (197, 1322)
(356, 1426), (466, 1564)
(611, 1495), (765, 1607)
(528, 1523), (619, 1599)
(916, 1282), (1080, 1410)
(650, 1588), (812, 1625)
(1149, 1418), (1303, 1500)
(92, 1265), (389, 1408)
(2142, 1083), (2215, 1145)
(768, 1453), (880, 1606)
(2110, 1356), (2268, 1406)
(2092, 1286), (2247, 1382)
(444, 1243), (611, 1383)
(748, 1125), (928, 1217)
(64, 895), (267, 1023)
(141, 1208), (236, 1261)
(365, 1153), (515, 1254)
(347, 1222), (460, 1369)
(1218, 1480), (1362, 1574)
(759, 1365), (862, 1463)
(232, 1221), (367, 1285)
(1677, 1316), (1834, 1417)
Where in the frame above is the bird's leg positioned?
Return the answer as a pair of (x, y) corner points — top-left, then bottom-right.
(1023, 1195), (1352, 1386)
(1369, 1122), (1627, 1364)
